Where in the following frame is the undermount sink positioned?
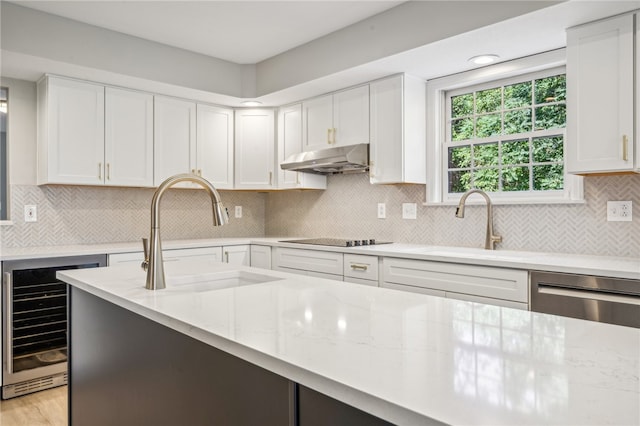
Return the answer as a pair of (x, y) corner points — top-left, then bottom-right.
(163, 270), (282, 293)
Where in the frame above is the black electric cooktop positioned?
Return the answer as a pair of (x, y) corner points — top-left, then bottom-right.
(281, 238), (392, 248)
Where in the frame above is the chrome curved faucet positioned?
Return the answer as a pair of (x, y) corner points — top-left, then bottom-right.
(141, 174), (229, 290)
(455, 189), (502, 250)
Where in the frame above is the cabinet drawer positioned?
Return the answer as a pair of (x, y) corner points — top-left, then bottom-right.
(382, 257), (528, 303)
(273, 248), (343, 276)
(343, 254), (378, 281)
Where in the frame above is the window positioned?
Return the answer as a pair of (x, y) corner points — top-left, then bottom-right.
(446, 71), (565, 195)
(426, 50), (583, 205)
(0, 87), (7, 221)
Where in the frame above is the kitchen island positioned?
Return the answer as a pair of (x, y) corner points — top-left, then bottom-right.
(58, 260), (640, 425)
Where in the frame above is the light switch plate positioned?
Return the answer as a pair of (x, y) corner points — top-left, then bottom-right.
(235, 206), (243, 218)
(377, 203), (386, 219)
(607, 201), (632, 222)
(402, 203), (417, 220)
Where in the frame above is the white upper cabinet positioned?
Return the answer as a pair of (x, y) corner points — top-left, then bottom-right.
(234, 109), (275, 189)
(105, 87), (154, 187)
(38, 76), (154, 187)
(302, 85), (369, 151)
(566, 14), (636, 174)
(153, 96), (197, 185)
(277, 104), (326, 190)
(38, 76), (105, 185)
(369, 74), (426, 184)
(196, 104), (234, 189)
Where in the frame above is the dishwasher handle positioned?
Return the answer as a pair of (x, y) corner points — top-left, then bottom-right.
(538, 283), (640, 306)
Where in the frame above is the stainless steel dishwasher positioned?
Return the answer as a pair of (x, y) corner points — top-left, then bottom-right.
(530, 271), (640, 328)
(1, 254), (106, 398)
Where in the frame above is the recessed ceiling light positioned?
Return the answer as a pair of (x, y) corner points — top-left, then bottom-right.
(468, 54), (500, 65)
(241, 100), (262, 107)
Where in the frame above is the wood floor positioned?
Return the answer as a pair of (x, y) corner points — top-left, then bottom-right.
(0, 386), (67, 425)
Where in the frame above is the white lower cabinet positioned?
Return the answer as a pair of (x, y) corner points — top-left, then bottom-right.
(381, 257), (528, 309)
(272, 247), (344, 281)
(108, 247), (223, 266)
(343, 254), (379, 286)
(222, 245), (250, 266)
(250, 245), (272, 269)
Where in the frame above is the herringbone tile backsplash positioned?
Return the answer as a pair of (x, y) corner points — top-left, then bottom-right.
(2, 174), (639, 258)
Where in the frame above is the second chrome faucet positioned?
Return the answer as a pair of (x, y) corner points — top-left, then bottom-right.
(455, 189), (502, 250)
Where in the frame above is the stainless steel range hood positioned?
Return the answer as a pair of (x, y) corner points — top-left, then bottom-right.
(280, 143), (369, 175)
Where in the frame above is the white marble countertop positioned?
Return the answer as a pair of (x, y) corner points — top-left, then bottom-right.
(58, 260), (640, 426)
(2, 237), (638, 279)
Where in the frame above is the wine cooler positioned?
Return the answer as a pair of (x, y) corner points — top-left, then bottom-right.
(2, 254), (106, 399)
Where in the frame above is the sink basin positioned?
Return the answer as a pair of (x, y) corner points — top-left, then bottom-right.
(164, 270), (282, 293)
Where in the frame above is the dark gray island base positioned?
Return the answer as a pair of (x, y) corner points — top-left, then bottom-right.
(69, 287), (393, 426)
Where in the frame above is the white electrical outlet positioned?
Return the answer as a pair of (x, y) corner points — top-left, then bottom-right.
(402, 203), (417, 220)
(24, 205), (37, 222)
(377, 203), (386, 219)
(607, 201), (632, 222)
(235, 206), (243, 218)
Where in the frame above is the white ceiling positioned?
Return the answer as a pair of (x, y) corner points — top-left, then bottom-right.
(9, 0), (405, 64)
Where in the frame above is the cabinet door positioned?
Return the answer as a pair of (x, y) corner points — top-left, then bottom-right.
(197, 104), (234, 189)
(234, 109), (275, 189)
(272, 247), (343, 276)
(154, 96), (196, 185)
(332, 85), (369, 147)
(223, 245), (250, 266)
(278, 104), (326, 190)
(369, 74), (426, 184)
(250, 245), (272, 269)
(39, 77), (105, 185)
(302, 95), (333, 151)
(105, 87), (154, 187)
(567, 14), (635, 173)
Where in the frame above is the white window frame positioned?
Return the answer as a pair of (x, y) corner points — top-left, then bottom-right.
(426, 49), (583, 206)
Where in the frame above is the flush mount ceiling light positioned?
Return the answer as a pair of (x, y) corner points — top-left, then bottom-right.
(241, 100), (262, 107)
(468, 54), (500, 65)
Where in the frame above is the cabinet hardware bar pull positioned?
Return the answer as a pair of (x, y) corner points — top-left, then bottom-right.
(269, 171), (273, 185)
(332, 128), (337, 145)
(350, 264), (368, 271)
(98, 163), (102, 180)
(623, 135), (629, 161)
(197, 169), (202, 177)
(106, 163), (110, 180)
(225, 251), (229, 263)
(3, 272), (13, 375)
(327, 128), (331, 144)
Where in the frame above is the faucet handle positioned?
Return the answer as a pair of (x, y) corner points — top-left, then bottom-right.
(141, 237), (149, 272)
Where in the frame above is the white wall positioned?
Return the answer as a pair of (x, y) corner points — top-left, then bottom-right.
(0, 77), (36, 186)
(0, 2), (250, 98)
(255, 1), (557, 95)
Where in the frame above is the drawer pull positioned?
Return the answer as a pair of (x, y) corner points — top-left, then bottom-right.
(350, 264), (368, 271)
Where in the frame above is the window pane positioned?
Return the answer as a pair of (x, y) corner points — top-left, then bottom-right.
(504, 109), (532, 135)
(535, 105), (566, 130)
(452, 93), (474, 118)
(533, 165), (564, 190)
(535, 74), (566, 104)
(448, 145), (471, 168)
(473, 143), (498, 166)
(476, 114), (501, 138)
(449, 170), (471, 193)
(473, 168), (499, 192)
(476, 88), (501, 114)
(533, 136), (563, 163)
(451, 118), (474, 141)
(502, 139), (529, 165)
(502, 166), (530, 191)
(504, 81), (531, 109)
